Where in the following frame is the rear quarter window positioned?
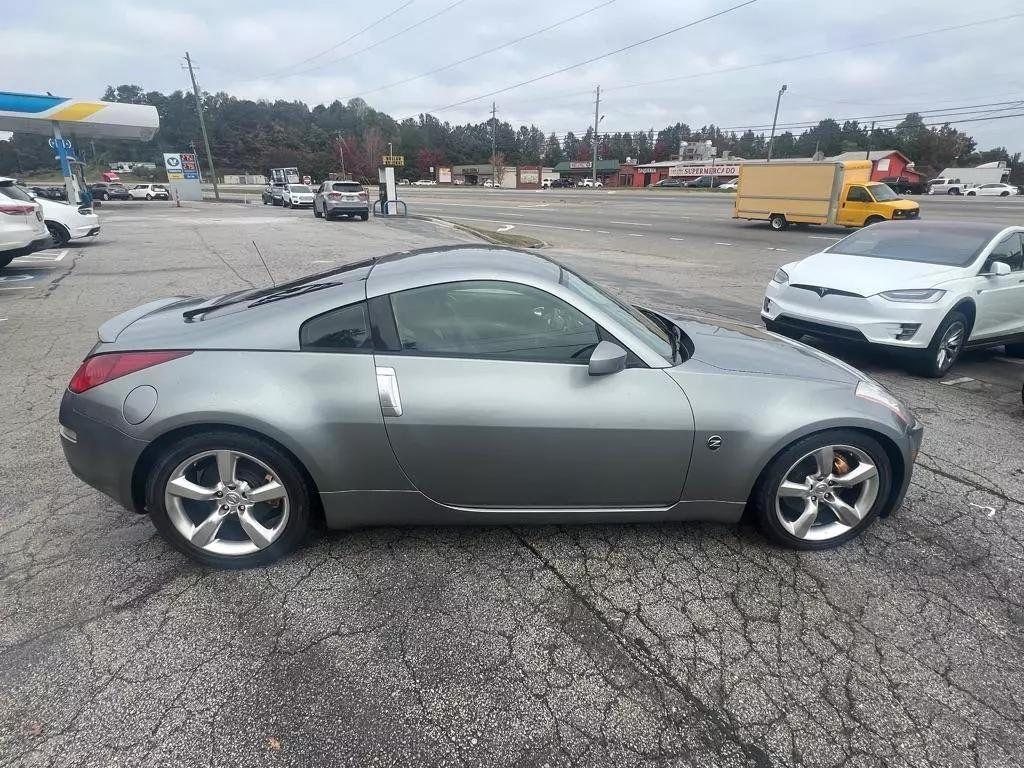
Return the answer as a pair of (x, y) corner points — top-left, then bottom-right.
(300, 301), (373, 352)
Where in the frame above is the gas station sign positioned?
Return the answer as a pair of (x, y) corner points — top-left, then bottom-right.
(164, 152), (201, 181)
(381, 155), (405, 167)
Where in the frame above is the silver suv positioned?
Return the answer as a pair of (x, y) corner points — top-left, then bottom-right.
(313, 181), (369, 221)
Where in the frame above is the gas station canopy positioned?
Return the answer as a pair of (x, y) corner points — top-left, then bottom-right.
(0, 91), (159, 140)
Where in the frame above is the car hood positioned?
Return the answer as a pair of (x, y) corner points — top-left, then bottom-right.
(674, 316), (865, 384)
(787, 251), (961, 295)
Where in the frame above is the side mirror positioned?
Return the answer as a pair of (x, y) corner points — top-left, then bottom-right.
(588, 340), (627, 376)
(984, 261), (1011, 277)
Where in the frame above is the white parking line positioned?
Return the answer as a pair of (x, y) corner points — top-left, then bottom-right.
(609, 221), (653, 226)
(626, 233), (645, 237)
(596, 230), (611, 234)
(767, 247), (788, 252)
(18, 249), (68, 262)
(714, 242), (733, 246)
(808, 235), (842, 240)
(941, 376), (975, 386)
(669, 237), (685, 241)
(496, 224), (515, 232)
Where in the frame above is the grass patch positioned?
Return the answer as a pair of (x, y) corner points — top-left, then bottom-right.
(450, 221), (545, 248)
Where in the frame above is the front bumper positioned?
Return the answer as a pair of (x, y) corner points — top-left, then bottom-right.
(887, 416), (924, 517)
(762, 280), (949, 349)
(59, 393), (148, 512)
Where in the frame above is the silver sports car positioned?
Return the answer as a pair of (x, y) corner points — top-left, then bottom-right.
(60, 246), (923, 568)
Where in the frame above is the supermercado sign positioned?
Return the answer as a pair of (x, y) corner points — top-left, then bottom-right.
(668, 164), (739, 178)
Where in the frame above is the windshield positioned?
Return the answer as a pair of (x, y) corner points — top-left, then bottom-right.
(867, 183), (899, 201)
(289, 185), (311, 193)
(559, 267), (675, 362)
(826, 223), (997, 266)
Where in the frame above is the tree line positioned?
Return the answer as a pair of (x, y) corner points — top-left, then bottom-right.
(0, 83), (1018, 183)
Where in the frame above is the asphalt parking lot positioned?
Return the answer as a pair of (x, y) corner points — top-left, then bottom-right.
(1, 196), (1022, 768)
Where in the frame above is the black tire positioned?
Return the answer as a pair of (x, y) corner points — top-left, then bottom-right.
(360, 212), (369, 221)
(100, 192), (109, 201)
(864, 215), (887, 226)
(1004, 342), (1024, 358)
(146, 194), (153, 201)
(145, 430), (313, 569)
(752, 429), (893, 550)
(263, 197), (269, 205)
(313, 203), (322, 218)
(46, 222), (69, 247)
(909, 310), (969, 378)
(1001, 191), (1010, 197)
(947, 188), (958, 196)
(966, 191), (976, 196)
(769, 214), (788, 231)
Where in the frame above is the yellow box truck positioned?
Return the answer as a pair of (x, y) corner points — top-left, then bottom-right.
(733, 160), (919, 231)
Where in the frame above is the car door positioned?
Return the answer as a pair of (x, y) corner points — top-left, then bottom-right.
(837, 185), (872, 226)
(973, 232), (1024, 339)
(370, 280), (694, 509)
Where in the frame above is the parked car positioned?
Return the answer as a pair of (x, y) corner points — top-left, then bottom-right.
(90, 182), (130, 201)
(927, 178), (965, 195)
(128, 184), (169, 201)
(878, 177), (925, 195)
(718, 178), (739, 191)
(965, 183), (1019, 197)
(651, 178), (687, 188)
(549, 178), (574, 189)
(0, 176), (49, 268)
(578, 178), (603, 188)
(313, 181), (369, 220)
(683, 176), (722, 188)
(59, 246), (922, 567)
(31, 194), (100, 247)
(281, 184), (314, 208)
(397, 179), (411, 186)
(31, 185), (67, 201)
(483, 179), (501, 188)
(763, 220), (1024, 377)
(412, 179), (436, 186)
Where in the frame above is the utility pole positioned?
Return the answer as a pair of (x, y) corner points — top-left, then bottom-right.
(865, 121), (875, 161)
(184, 51), (220, 200)
(490, 102), (497, 185)
(336, 132), (346, 177)
(592, 85), (601, 184)
(766, 83), (787, 163)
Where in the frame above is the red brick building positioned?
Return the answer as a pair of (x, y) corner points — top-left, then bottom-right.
(827, 150), (921, 183)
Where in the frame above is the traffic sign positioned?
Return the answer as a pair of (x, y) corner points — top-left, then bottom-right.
(382, 155), (405, 167)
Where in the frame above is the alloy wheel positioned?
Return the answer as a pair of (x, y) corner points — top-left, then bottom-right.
(936, 321), (964, 371)
(775, 444), (879, 541)
(164, 449), (290, 556)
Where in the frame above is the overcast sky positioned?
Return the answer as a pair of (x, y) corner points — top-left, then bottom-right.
(7, 0), (1024, 151)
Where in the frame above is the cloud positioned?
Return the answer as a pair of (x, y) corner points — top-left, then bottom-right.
(4, 0), (1023, 150)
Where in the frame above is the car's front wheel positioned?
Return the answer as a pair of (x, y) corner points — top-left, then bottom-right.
(753, 430), (892, 550)
(146, 194), (153, 201)
(146, 430), (313, 568)
(911, 310), (968, 378)
(313, 203), (322, 218)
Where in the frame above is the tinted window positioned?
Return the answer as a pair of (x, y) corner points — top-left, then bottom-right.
(0, 183), (34, 202)
(390, 280), (600, 363)
(300, 301), (373, 351)
(986, 234), (1024, 272)
(846, 186), (871, 202)
(331, 182), (363, 192)
(827, 223), (1000, 266)
(289, 185), (311, 193)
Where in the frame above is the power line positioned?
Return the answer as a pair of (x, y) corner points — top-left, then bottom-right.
(333, 0), (619, 103)
(267, 0), (470, 80)
(247, 1), (414, 82)
(405, 0), (759, 118)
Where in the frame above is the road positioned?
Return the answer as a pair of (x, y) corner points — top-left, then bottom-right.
(1, 198), (1022, 768)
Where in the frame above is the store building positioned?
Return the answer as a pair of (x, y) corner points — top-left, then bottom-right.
(827, 150), (922, 184)
(551, 159), (623, 185)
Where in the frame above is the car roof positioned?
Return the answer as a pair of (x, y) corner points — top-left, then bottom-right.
(368, 245), (560, 291)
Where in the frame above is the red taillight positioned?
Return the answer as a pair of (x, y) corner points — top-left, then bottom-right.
(0, 203), (35, 215)
(328, 193), (341, 200)
(68, 351), (191, 394)
(357, 192), (367, 199)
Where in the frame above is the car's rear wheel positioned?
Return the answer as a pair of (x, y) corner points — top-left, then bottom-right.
(360, 212), (369, 221)
(46, 222), (70, 247)
(769, 214), (788, 231)
(947, 189), (959, 195)
(146, 194), (153, 201)
(1001, 191), (1010, 196)
(911, 310), (968, 378)
(146, 430), (312, 568)
(753, 430), (892, 550)
(966, 191), (977, 196)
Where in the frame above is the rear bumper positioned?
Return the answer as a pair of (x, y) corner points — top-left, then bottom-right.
(325, 203), (369, 214)
(3, 233), (53, 257)
(59, 393), (148, 512)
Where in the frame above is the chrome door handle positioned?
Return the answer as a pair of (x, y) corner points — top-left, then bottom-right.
(376, 366), (402, 417)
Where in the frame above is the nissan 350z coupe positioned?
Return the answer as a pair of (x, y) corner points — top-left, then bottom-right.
(60, 247), (923, 568)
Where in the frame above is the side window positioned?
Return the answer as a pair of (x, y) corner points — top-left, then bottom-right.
(389, 280), (601, 363)
(985, 234), (1024, 272)
(846, 186), (871, 203)
(300, 301), (373, 352)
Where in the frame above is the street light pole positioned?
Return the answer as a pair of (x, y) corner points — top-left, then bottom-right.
(592, 84), (601, 184)
(766, 83), (787, 163)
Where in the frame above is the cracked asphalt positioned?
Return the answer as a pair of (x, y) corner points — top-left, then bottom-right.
(1, 199), (1022, 767)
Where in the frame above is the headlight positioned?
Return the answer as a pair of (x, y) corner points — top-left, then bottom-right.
(855, 380), (910, 423)
(878, 288), (946, 303)
(773, 268), (789, 284)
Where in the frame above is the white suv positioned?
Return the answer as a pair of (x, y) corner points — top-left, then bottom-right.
(0, 177), (49, 269)
(281, 184), (314, 208)
(762, 220), (1024, 377)
(33, 194), (100, 247)
(128, 183), (169, 200)
(578, 178), (604, 188)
